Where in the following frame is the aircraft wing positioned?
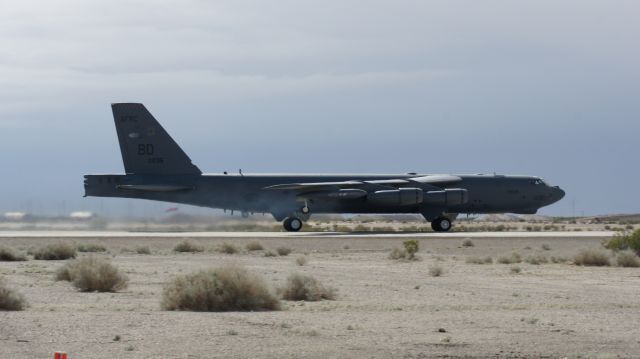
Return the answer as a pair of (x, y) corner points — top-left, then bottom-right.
(263, 175), (462, 196)
(409, 175), (462, 185)
(263, 179), (414, 190)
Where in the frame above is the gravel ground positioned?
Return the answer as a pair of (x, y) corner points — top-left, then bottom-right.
(1, 234), (639, 358)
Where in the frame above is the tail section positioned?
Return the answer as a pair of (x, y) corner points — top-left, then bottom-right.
(111, 103), (201, 175)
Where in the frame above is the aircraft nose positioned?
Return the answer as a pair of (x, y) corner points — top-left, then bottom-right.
(551, 186), (565, 203)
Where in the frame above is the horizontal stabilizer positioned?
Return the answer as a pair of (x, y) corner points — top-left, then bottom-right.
(116, 184), (194, 192)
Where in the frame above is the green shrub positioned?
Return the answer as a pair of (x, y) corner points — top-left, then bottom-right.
(616, 251), (640, 268)
(403, 240), (419, 259)
(76, 243), (107, 253)
(161, 266), (280, 311)
(56, 257), (129, 292)
(0, 277), (27, 311)
(245, 241), (264, 251)
(574, 250), (610, 267)
(173, 240), (204, 253)
(0, 246), (27, 261)
(32, 242), (77, 260)
(604, 229), (640, 255)
(280, 273), (336, 301)
(276, 247), (292, 256)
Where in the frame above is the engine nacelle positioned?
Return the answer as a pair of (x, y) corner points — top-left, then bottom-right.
(367, 188), (423, 206)
(423, 189), (468, 206)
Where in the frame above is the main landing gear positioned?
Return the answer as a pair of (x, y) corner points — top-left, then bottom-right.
(431, 217), (452, 232)
(281, 203), (310, 232)
(283, 217), (303, 232)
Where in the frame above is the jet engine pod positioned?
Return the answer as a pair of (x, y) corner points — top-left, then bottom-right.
(423, 188), (468, 206)
(367, 188), (423, 206)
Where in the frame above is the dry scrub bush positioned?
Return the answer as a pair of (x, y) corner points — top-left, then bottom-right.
(0, 246), (27, 261)
(161, 266), (280, 311)
(462, 239), (474, 247)
(466, 256), (492, 264)
(497, 253), (522, 264)
(510, 266), (522, 274)
(541, 244), (551, 251)
(604, 229), (640, 255)
(525, 255), (548, 265)
(0, 277), (27, 311)
(295, 255), (308, 266)
(389, 247), (407, 260)
(264, 250), (277, 257)
(32, 242), (77, 260)
(573, 250), (610, 267)
(76, 243), (107, 253)
(245, 241), (264, 251)
(56, 257), (128, 292)
(550, 256), (568, 263)
(173, 240), (204, 253)
(280, 273), (336, 301)
(428, 265), (444, 277)
(389, 240), (421, 261)
(276, 246), (292, 256)
(135, 246), (151, 255)
(616, 251), (640, 267)
(217, 243), (240, 254)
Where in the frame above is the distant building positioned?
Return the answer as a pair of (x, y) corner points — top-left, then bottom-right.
(69, 211), (95, 220)
(4, 212), (28, 221)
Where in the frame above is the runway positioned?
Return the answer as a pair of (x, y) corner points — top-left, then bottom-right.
(0, 230), (614, 238)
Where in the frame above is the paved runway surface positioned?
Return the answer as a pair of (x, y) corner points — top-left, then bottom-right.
(0, 230), (614, 238)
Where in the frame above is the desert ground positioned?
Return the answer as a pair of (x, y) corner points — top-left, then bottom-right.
(1, 233), (639, 358)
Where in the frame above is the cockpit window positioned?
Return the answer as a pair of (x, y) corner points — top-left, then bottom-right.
(531, 179), (547, 185)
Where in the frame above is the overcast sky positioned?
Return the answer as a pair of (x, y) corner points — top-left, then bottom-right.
(0, 0), (638, 217)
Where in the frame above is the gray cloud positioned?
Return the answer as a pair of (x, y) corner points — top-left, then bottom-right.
(0, 0), (638, 216)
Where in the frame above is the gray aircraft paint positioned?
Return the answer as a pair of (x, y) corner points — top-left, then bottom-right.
(84, 103), (565, 231)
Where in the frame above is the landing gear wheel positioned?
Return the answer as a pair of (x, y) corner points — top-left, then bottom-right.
(283, 217), (303, 232)
(431, 217), (452, 232)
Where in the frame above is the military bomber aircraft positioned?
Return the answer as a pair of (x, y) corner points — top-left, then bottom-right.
(84, 103), (565, 232)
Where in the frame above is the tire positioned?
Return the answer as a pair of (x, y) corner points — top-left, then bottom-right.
(289, 217), (303, 232)
(283, 217), (292, 231)
(431, 217), (452, 232)
(283, 217), (303, 232)
(439, 217), (452, 231)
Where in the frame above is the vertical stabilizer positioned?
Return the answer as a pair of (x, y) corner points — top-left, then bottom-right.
(111, 103), (201, 175)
